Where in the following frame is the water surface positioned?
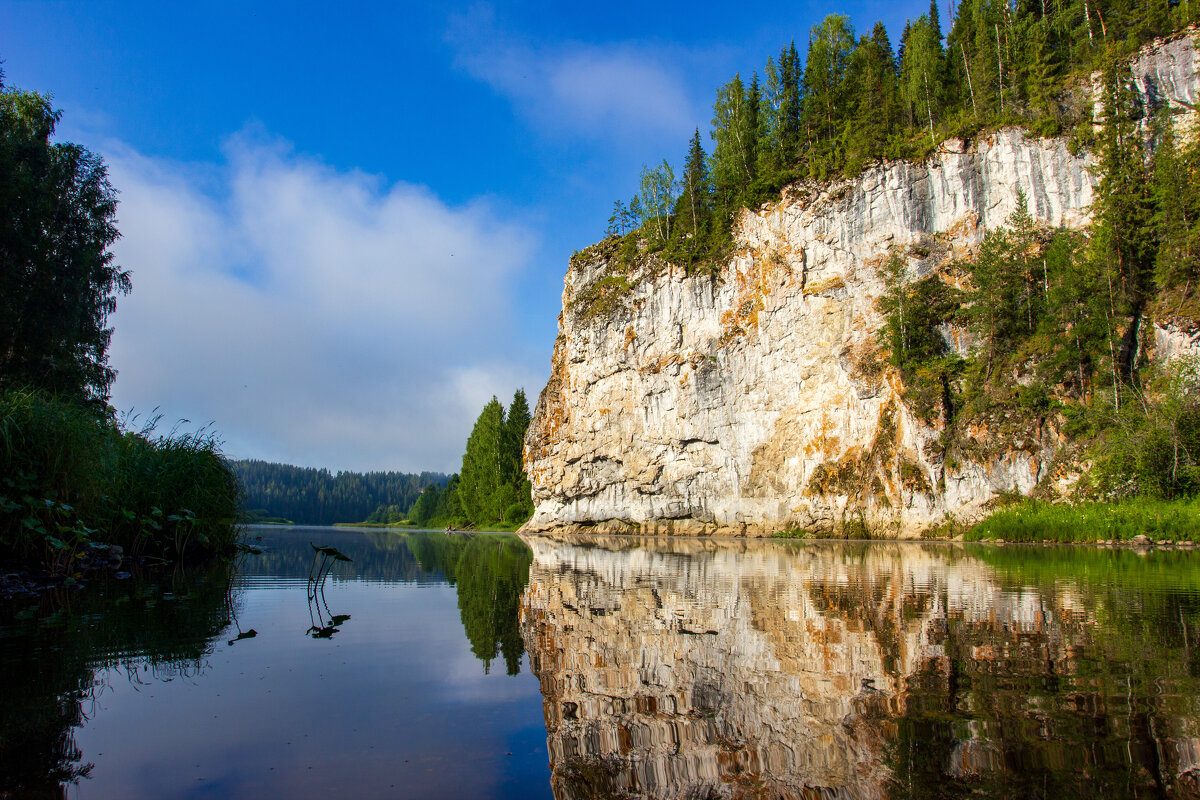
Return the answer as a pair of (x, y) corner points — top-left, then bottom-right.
(2, 530), (1199, 799)
(0, 527), (550, 799)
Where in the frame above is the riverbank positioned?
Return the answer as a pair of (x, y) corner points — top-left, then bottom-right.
(961, 498), (1200, 543)
(765, 497), (1200, 543)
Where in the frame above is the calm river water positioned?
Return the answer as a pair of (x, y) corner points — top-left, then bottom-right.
(2, 527), (1199, 799)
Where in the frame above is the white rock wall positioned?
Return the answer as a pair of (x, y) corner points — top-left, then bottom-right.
(523, 34), (1200, 537)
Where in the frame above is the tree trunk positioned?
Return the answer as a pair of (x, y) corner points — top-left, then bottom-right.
(961, 43), (978, 117)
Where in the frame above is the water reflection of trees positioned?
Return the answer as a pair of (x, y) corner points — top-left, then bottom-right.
(0, 562), (235, 797)
(246, 528), (534, 673)
(239, 527), (433, 582)
(520, 536), (1200, 800)
(886, 547), (1200, 799)
(407, 533), (533, 675)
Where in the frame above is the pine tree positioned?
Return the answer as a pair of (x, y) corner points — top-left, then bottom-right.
(606, 200), (627, 236)
(1091, 54), (1157, 384)
(627, 194), (643, 231)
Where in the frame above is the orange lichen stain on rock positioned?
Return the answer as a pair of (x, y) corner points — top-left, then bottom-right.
(718, 245), (798, 344)
(638, 351), (705, 377)
(944, 212), (982, 258)
(802, 410), (842, 460)
(524, 335), (573, 472)
(802, 274), (846, 296)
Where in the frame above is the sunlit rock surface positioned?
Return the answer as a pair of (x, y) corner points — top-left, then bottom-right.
(523, 34), (1200, 536)
(519, 534), (1200, 800)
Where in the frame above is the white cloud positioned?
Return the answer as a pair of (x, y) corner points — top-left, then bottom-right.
(104, 131), (544, 473)
(447, 5), (696, 144)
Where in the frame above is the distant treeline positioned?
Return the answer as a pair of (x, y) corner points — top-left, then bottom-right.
(232, 460), (448, 525)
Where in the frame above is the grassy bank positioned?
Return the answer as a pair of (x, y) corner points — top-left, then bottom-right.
(963, 498), (1200, 543)
(0, 389), (241, 571)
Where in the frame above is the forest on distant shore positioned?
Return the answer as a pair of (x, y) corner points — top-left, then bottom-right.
(234, 389), (535, 530)
(232, 460), (447, 526)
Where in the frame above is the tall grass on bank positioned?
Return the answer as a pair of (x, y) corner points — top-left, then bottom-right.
(965, 498), (1200, 543)
(0, 389), (240, 570)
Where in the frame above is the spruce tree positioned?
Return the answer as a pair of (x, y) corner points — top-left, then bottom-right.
(500, 389), (534, 522)
(459, 397), (505, 525)
(844, 23), (900, 172)
(1151, 113), (1200, 308)
(680, 128), (712, 243)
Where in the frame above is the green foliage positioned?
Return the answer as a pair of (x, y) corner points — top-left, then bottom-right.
(0, 79), (129, 404)
(572, 274), (634, 321)
(638, 160), (677, 244)
(415, 390), (535, 530)
(1150, 111), (1200, 326)
(1088, 358), (1200, 499)
(0, 389), (240, 568)
(452, 535), (533, 675)
(873, 99), (1200, 510)
(459, 396), (505, 524)
(405, 531), (534, 675)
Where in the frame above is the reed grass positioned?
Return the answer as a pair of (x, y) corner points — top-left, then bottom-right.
(964, 497), (1200, 542)
(0, 388), (240, 569)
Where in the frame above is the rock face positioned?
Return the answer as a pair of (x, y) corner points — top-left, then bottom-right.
(522, 35), (1200, 537)
(519, 534), (1200, 799)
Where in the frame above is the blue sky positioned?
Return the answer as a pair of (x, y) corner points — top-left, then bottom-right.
(1, 0), (931, 472)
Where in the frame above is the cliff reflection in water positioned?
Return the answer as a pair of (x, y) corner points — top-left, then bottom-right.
(519, 535), (1200, 800)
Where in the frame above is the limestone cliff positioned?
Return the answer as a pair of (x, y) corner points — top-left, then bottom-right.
(522, 35), (1200, 537)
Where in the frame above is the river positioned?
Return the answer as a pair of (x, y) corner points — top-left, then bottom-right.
(1, 527), (1198, 798)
